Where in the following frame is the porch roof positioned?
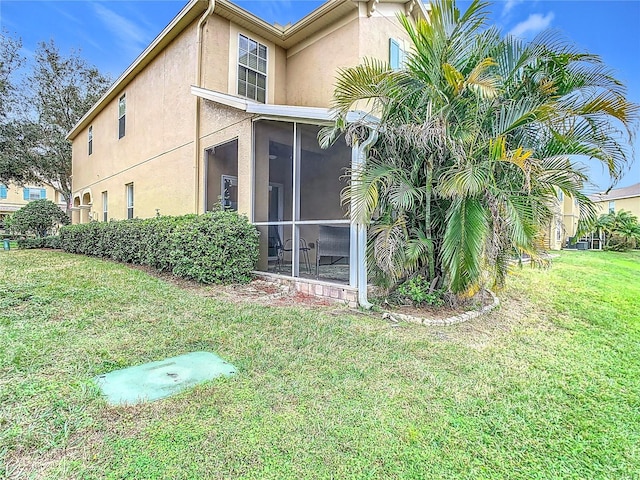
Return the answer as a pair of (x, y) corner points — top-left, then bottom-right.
(190, 85), (378, 125)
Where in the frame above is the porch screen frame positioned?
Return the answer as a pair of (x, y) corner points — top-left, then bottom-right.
(251, 117), (355, 287)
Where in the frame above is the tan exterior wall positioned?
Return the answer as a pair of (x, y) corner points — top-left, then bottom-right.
(593, 197), (640, 218)
(561, 195), (580, 241)
(358, 7), (414, 63)
(201, 14), (231, 93)
(286, 15), (360, 107)
(71, 19), (200, 221)
(286, 7), (415, 108)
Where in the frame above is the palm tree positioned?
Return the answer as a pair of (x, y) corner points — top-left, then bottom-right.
(326, 0), (638, 295)
(596, 210), (640, 250)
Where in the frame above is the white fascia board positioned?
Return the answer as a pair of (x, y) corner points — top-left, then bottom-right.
(246, 103), (333, 121)
(190, 85), (250, 111)
(191, 85), (380, 125)
(345, 110), (380, 125)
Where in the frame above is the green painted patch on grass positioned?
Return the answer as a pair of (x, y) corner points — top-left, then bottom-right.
(95, 351), (236, 405)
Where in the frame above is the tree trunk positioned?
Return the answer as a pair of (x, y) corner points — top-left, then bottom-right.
(424, 156), (435, 282)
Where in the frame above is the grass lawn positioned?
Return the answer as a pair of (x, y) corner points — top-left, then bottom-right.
(1, 249), (639, 479)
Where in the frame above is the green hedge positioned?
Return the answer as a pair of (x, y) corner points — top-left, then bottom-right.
(59, 211), (260, 284)
(17, 236), (61, 249)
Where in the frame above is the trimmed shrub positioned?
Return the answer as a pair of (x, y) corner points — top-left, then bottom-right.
(59, 212), (259, 284)
(17, 237), (42, 249)
(17, 236), (62, 249)
(140, 215), (197, 271)
(170, 210), (259, 284)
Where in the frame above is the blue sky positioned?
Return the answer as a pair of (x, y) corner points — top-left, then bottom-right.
(1, 0), (639, 191)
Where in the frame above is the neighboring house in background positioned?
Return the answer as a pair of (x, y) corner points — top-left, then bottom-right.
(67, 0), (429, 305)
(540, 190), (580, 251)
(0, 183), (67, 230)
(560, 190), (581, 246)
(589, 182), (640, 218)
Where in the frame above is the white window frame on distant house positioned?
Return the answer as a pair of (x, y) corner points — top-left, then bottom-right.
(102, 191), (108, 222)
(237, 34), (267, 103)
(126, 183), (134, 219)
(118, 94), (126, 139)
(609, 200), (615, 213)
(0, 184), (7, 199)
(88, 125), (93, 155)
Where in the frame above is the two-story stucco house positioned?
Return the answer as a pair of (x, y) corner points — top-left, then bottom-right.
(67, 0), (430, 305)
(589, 182), (640, 219)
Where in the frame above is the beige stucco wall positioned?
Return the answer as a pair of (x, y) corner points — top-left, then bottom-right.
(593, 197), (640, 218)
(72, 19), (200, 222)
(562, 195), (580, 240)
(358, 7), (414, 63)
(286, 15), (360, 107)
(286, 6), (416, 108)
(202, 14), (231, 93)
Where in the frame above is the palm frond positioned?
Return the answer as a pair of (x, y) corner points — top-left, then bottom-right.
(441, 197), (489, 293)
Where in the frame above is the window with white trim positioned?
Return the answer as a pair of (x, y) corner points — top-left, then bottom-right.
(102, 191), (108, 222)
(118, 94), (126, 139)
(389, 38), (406, 70)
(88, 125), (93, 155)
(238, 34), (267, 103)
(609, 200), (615, 213)
(126, 183), (134, 219)
(0, 184), (7, 199)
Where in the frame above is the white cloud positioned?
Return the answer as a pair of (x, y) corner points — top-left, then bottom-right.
(508, 12), (555, 38)
(502, 0), (524, 18)
(92, 3), (152, 56)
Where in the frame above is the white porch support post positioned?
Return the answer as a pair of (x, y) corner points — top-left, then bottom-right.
(351, 127), (378, 308)
(292, 123), (300, 277)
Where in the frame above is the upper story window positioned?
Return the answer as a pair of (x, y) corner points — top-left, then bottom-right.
(0, 184), (7, 199)
(609, 200), (615, 213)
(238, 34), (267, 103)
(88, 126), (93, 155)
(23, 187), (46, 201)
(558, 190), (564, 201)
(389, 38), (406, 70)
(118, 94), (126, 139)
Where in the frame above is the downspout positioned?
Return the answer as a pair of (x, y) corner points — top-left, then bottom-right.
(353, 127), (378, 309)
(194, 0), (215, 213)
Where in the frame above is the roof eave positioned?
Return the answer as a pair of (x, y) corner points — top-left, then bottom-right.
(67, 0), (209, 140)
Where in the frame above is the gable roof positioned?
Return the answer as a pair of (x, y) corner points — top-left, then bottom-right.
(67, 0), (429, 141)
(589, 182), (640, 202)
